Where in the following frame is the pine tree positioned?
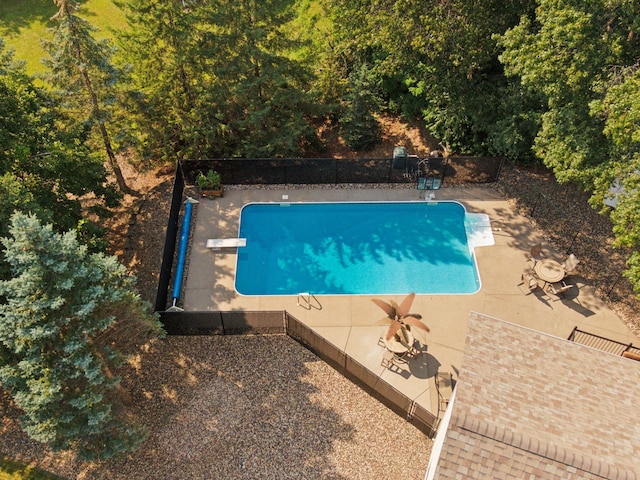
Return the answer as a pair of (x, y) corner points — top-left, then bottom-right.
(338, 62), (381, 151)
(42, 0), (129, 192)
(0, 213), (164, 460)
(118, 0), (320, 159)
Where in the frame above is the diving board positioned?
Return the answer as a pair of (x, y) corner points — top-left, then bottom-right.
(465, 213), (496, 249)
(206, 238), (247, 250)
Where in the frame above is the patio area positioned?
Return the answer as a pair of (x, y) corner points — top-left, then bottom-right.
(180, 184), (637, 423)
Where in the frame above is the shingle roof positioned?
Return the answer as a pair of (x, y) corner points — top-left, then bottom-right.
(431, 312), (640, 479)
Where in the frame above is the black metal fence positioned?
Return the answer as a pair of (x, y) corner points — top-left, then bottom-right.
(568, 326), (640, 357)
(158, 309), (439, 437)
(153, 163), (185, 312)
(160, 310), (286, 336)
(180, 156), (504, 187)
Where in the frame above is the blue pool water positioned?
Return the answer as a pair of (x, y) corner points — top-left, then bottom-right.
(235, 201), (481, 295)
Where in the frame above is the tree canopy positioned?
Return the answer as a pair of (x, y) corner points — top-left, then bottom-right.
(0, 213), (164, 460)
(0, 39), (118, 278)
(497, 0), (640, 292)
(116, 0), (321, 161)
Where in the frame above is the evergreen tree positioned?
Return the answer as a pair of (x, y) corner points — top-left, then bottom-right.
(118, 0), (320, 159)
(115, 0), (204, 161)
(339, 62), (381, 151)
(42, 0), (129, 191)
(0, 213), (164, 460)
(0, 39), (118, 277)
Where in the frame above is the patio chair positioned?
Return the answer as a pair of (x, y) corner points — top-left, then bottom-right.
(417, 176), (442, 191)
(518, 269), (539, 294)
(546, 280), (573, 299)
(527, 243), (545, 267)
(436, 371), (454, 412)
(563, 253), (580, 275)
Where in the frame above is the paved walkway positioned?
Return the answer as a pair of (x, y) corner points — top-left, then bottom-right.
(182, 185), (637, 418)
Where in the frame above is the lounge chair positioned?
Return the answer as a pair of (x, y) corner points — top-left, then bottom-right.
(518, 269), (539, 293)
(417, 176), (441, 191)
(563, 253), (580, 275)
(546, 280), (573, 298)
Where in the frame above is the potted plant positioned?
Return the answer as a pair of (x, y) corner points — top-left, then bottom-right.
(196, 169), (224, 197)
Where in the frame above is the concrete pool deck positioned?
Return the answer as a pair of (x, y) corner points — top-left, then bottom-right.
(181, 185), (638, 421)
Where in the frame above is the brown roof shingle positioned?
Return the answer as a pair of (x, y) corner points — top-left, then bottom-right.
(432, 312), (640, 479)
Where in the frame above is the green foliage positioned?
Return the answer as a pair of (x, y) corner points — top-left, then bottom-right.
(497, 2), (611, 183)
(590, 67), (640, 294)
(0, 456), (63, 480)
(0, 213), (164, 460)
(0, 41), (117, 277)
(338, 63), (381, 151)
(195, 170), (222, 190)
(326, 0), (538, 158)
(117, 0), (321, 161)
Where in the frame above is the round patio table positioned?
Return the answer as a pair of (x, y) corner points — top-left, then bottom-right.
(383, 327), (415, 354)
(534, 259), (566, 283)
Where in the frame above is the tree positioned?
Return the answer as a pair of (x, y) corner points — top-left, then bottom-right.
(591, 67), (640, 294)
(497, 2), (612, 184)
(210, 0), (321, 157)
(0, 39), (118, 276)
(42, 0), (129, 191)
(115, 0), (205, 162)
(0, 213), (164, 460)
(497, 0), (640, 181)
(325, 0), (538, 158)
(117, 0), (321, 159)
(497, 0), (640, 295)
(338, 62), (381, 151)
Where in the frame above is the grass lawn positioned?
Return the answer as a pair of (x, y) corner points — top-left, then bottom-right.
(0, 457), (62, 480)
(0, 0), (126, 76)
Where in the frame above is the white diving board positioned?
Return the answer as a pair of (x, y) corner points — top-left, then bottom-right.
(206, 238), (247, 250)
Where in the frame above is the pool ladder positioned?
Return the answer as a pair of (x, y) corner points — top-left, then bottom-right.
(297, 292), (322, 310)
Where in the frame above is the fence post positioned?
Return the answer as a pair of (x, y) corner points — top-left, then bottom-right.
(530, 192), (544, 218)
(495, 157), (507, 182)
(566, 229), (580, 254)
(219, 311), (226, 335)
(388, 158), (393, 183)
(607, 269), (625, 298)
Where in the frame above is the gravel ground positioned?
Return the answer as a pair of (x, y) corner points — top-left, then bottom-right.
(1, 336), (433, 479)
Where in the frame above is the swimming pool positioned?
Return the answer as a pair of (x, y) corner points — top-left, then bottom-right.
(235, 201), (483, 295)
